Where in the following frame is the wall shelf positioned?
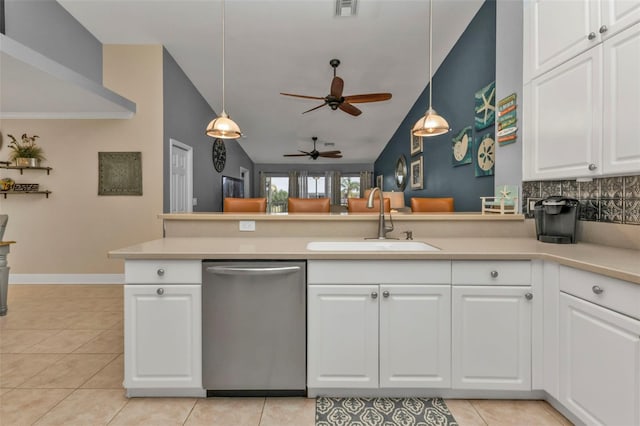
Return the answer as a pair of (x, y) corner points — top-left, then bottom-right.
(1, 190), (52, 199)
(0, 165), (52, 175)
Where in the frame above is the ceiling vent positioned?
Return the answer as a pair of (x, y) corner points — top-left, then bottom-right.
(335, 0), (357, 17)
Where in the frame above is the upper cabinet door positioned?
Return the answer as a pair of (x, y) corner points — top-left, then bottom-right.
(602, 22), (640, 174)
(601, 0), (640, 39)
(524, 47), (603, 180)
(525, 0), (600, 80)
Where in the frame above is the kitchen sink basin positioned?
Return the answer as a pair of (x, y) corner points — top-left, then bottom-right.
(306, 240), (440, 252)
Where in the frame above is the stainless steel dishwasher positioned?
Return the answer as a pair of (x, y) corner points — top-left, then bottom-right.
(202, 260), (306, 396)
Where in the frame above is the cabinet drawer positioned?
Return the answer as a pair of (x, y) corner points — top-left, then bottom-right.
(559, 266), (640, 320)
(125, 260), (202, 284)
(452, 261), (531, 286)
(308, 260), (451, 284)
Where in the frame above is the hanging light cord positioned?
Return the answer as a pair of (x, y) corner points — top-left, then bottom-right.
(428, 0), (433, 110)
(221, 0), (226, 114)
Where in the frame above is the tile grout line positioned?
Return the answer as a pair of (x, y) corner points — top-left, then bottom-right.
(468, 400), (489, 426)
(257, 396), (267, 426)
(181, 398), (199, 426)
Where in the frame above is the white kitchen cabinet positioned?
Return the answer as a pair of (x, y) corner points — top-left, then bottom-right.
(307, 260), (451, 390)
(451, 261), (533, 391)
(602, 22), (640, 174)
(523, 0), (640, 180)
(559, 293), (640, 426)
(123, 260), (202, 396)
(525, 0), (640, 80)
(523, 47), (603, 180)
(379, 285), (451, 388)
(307, 284), (379, 389)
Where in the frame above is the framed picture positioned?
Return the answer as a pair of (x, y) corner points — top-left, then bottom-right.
(410, 132), (423, 156)
(452, 126), (472, 166)
(98, 152), (143, 196)
(410, 156), (424, 190)
(474, 80), (496, 130)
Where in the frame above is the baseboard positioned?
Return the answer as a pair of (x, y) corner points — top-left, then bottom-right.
(9, 274), (124, 285)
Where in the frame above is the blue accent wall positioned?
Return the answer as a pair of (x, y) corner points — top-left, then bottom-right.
(374, 0), (496, 212)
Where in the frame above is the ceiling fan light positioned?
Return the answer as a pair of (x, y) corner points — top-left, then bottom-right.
(412, 107), (450, 137)
(206, 111), (242, 139)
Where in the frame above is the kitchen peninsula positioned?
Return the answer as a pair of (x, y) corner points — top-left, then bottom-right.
(109, 212), (640, 426)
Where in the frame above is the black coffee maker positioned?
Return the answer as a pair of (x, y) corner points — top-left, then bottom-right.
(534, 196), (580, 244)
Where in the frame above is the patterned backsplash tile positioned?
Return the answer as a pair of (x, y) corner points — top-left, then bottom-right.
(523, 174), (640, 225)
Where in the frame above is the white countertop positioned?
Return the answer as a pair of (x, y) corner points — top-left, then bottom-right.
(108, 236), (640, 285)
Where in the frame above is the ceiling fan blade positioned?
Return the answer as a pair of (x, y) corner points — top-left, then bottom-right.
(318, 150), (342, 155)
(339, 102), (362, 116)
(331, 76), (344, 98)
(280, 92), (325, 100)
(344, 93), (393, 103)
(283, 153), (310, 157)
(319, 153), (343, 158)
(302, 102), (328, 114)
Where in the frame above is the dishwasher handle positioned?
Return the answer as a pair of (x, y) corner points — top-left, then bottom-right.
(206, 265), (302, 276)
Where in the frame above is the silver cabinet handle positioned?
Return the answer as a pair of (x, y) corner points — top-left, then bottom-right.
(490, 270), (499, 278)
(371, 292), (378, 299)
(156, 288), (164, 296)
(588, 163), (597, 171)
(588, 32), (597, 40)
(599, 25), (608, 34)
(383, 291), (390, 298)
(592, 285), (604, 294)
(525, 293), (533, 300)
(157, 268), (165, 276)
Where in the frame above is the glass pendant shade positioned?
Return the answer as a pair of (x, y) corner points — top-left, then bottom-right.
(412, 107), (450, 137)
(206, 110), (242, 139)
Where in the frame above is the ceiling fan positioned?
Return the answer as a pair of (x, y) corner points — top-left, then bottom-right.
(280, 59), (392, 117)
(283, 136), (343, 160)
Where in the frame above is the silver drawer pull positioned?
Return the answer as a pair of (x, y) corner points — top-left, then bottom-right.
(157, 268), (165, 277)
(599, 25), (608, 34)
(588, 163), (597, 171)
(588, 31), (596, 40)
(371, 292), (378, 299)
(156, 288), (164, 296)
(490, 270), (499, 278)
(592, 285), (604, 295)
(383, 291), (390, 298)
(525, 293), (533, 300)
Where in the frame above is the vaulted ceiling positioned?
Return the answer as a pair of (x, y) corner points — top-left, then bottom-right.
(58, 0), (484, 164)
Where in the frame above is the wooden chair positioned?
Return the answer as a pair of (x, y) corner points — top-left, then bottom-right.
(287, 198), (330, 213)
(347, 197), (391, 213)
(410, 197), (454, 212)
(223, 197), (267, 213)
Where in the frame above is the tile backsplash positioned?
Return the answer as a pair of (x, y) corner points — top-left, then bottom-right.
(522, 175), (640, 225)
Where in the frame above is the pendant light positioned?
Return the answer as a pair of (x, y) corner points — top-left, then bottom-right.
(206, 0), (242, 139)
(412, 0), (450, 137)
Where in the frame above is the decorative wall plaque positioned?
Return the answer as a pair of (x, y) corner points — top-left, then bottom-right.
(98, 152), (142, 196)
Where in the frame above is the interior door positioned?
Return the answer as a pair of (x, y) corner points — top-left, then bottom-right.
(170, 139), (193, 213)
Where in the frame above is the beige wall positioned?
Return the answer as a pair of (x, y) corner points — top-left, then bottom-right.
(0, 45), (164, 274)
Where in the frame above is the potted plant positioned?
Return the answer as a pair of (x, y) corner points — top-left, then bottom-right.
(7, 133), (45, 167)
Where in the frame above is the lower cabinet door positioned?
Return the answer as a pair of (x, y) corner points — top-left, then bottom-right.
(452, 286), (532, 390)
(307, 285), (379, 388)
(124, 284), (201, 389)
(560, 293), (640, 426)
(379, 285), (451, 388)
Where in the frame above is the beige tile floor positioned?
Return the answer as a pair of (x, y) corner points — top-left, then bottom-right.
(0, 284), (573, 425)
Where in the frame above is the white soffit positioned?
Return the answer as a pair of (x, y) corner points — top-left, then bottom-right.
(0, 34), (136, 119)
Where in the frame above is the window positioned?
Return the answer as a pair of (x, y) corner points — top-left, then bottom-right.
(307, 176), (326, 198)
(264, 175), (288, 213)
(340, 175), (360, 205)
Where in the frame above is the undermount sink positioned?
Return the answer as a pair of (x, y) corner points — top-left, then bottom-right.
(306, 240), (440, 252)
